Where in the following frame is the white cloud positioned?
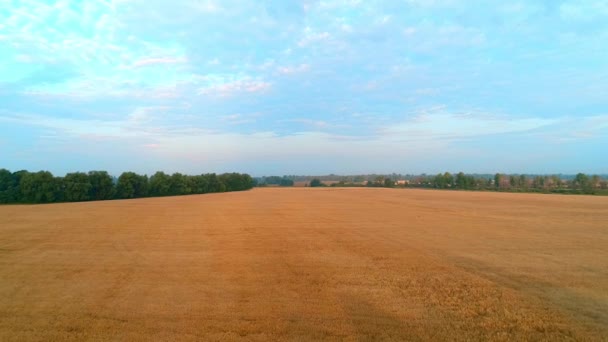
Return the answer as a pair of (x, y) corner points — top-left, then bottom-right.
(23, 77), (192, 100)
(0, 113), (133, 138)
(287, 119), (331, 129)
(0, 104), (185, 140)
(383, 109), (558, 140)
(537, 114), (608, 142)
(0, 0), (191, 97)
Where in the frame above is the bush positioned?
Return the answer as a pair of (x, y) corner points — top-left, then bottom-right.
(310, 179), (323, 187)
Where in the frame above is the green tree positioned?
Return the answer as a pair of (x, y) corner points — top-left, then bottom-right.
(116, 172), (148, 199)
(205, 173), (224, 193)
(574, 173), (593, 194)
(0, 169), (18, 203)
(62, 172), (92, 202)
(455, 173), (476, 190)
(433, 173), (444, 188)
(89, 171), (115, 200)
(551, 175), (562, 189)
(219, 173), (254, 191)
(433, 172), (454, 189)
(455, 172), (466, 189)
(574, 173), (588, 187)
(169, 173), (190, 195)
(20, 171), (58, 203)
(10, 170), (29, 202)
(509, 175), (517, 188)
(519, 175), (528, 190)
(467, 175), (476, 189)
(495, 173), (510, 190)
(279, 178), (294, 187)
(384, 178), (394, 188)
(149, 171), (171, 196)
(310, 179), (323, 187)
(443, 172), (453, 188)
(192, 175), (209, 194)
(532, 176), (544, 189)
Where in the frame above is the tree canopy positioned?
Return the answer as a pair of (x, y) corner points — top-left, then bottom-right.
(309, 179), (323, 187)
(0, 168), (254, 204)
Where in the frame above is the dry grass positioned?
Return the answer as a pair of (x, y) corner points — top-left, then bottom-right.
(1, 188), (607, 341)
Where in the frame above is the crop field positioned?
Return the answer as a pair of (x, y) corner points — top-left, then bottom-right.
(1, 188), (607, 341)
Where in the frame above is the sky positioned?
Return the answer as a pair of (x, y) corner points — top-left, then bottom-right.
(1, 0), (607, 176)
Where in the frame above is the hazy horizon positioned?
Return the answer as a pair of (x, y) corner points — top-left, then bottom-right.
(1, 1), (607, 175)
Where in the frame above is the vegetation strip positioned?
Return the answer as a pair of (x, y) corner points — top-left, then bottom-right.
(0, 169), (253, 204)
(258, 172), (607, 195)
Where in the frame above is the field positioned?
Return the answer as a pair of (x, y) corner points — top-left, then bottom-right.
(1, 188), (607, 341)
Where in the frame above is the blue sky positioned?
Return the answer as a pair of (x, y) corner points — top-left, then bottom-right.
(1, 0), (607, 176)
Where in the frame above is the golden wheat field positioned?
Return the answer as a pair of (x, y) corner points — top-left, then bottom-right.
(1, 188), (607, 341)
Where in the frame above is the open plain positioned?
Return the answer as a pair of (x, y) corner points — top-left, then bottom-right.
(1, 188), (607, 341)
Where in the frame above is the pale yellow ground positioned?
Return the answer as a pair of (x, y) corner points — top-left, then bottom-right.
(1, 188), (607, 341)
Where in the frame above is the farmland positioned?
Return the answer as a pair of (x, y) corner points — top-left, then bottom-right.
(1, 188), (607, 341)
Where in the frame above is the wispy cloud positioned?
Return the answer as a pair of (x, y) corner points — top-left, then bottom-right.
(383, 109), (557, 141)
(286, 119), (331, 129)
(221, 113), (262, 125)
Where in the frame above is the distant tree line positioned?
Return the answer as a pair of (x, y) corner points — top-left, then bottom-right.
(0, 168), (254, 204)
(255, 176), (294, 187)
(306, 172), (607, 195)
(365, 176), (398, 188)
(409, 172), (607, 195)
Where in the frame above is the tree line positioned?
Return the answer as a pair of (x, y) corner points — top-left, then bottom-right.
(411, 172), (607, 194)
(309, 172), (607, 195)
(0, 169), (254, 204)
(255, 176), (294, 187)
